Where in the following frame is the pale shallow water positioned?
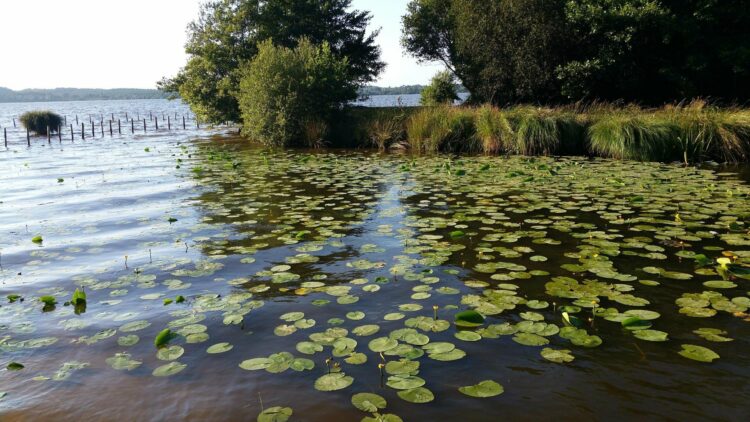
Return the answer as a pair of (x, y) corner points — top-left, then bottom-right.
(0, 100), (749, 422)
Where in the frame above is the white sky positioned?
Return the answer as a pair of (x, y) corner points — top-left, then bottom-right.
(0, 0), (443, 90)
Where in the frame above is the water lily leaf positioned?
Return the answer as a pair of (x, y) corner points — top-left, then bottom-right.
(386, 375), (425, 390)
(633, 329), (669, 342)
(314, 372), (354, 391)
(351, 393), (387, 412)
(152, 361), (187, 377)
(458, 380), (504, 398)
(540, 348), (574, 363)
(512, 333), (549, 346)
(397, 387), (434, 403)
(157, 345), (185, 361)
(679, 344), (719, 362)
(240, 358), (271, 371)
(369, 337), (398, 352)
(106, 352), (141, 370)
(454, 310), (485, 327)
(257, 406), (292, 422)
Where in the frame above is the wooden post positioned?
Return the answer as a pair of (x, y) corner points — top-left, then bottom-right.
(197, 119), (200, 129)
(131, 120), (135, 134)
(109, 120), (113, 136)
(182, 116), (186, 130)
(13, 118), (16, 128)
(118, 119), (121, 134)
(92, 122), (95, 138)
(167, 116), (171, 130)
(149, 111), (152, 120)
(64, 115), (67, 125)
(75, 115), (79, 125)
(82, 123), (85, 140)
(155, 117), (159, 130)
(27, 128), (30, 146)
(70, 124), (74, 141)
(100, 121), (104, 137)
(47, 126), (51, 143)
(143, 119), (146, 132)
(58, 126), (62, 143)
(111, 113), (114, 121)
(4, 128), (6, 148)
(125, 112), (129, 120)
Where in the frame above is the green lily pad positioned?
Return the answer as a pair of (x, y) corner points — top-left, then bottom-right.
(458, 380), (504, 398)
(152, 361), (187, 377)
(397, 387), (435, 403)
(679, 344), (720, 362)
(257, 406), (292, 422)
(314, 372), (354, 391)
(351, 393), (387, 412)
(540, 348), (574, 363)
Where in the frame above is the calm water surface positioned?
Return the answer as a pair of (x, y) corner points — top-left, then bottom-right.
(0, 100), (749, 421)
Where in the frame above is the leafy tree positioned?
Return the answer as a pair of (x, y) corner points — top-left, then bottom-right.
(420, 70), (459, 105)
(237, 39), (357, 148)
(402, 0), (750, 104)
(160, 0), (383, 123)
(403, 0), (569, 105)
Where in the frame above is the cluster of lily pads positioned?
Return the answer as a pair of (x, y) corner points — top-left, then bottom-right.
(1, 140), (749, 419)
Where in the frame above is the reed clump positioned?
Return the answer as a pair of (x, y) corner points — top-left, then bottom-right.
(20, 111), (63, 135)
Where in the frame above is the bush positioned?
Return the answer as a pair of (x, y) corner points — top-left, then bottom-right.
(237, 39), (358, 148)
(20, 111), (62, 135)
(420, 70), (459, 106)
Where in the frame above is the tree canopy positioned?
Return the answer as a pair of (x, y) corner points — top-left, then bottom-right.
(402, 0), (750, 105)
(160, 0), (384, 123)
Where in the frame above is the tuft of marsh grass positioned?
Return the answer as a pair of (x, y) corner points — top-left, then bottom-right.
(505, 106), (561, 156)
(474, 105), (513, 154)
(587, 111), (677, 161)
(406, 106), (479, 153)
(20, 111), (63, 135)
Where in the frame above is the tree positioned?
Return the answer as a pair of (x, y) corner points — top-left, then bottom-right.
(237, 39), (358, 148)
(160, 0), (383, 123)
(402, 0), (750, 105)
(420, 70), (459, 105)
(402, 0), (569, 105)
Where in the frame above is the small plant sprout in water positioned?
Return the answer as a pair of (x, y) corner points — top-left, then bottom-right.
(433, 305), (439, 321)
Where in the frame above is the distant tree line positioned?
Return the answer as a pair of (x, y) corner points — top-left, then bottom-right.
(402, 0), (750, 105)
(0, 87), (168, 103)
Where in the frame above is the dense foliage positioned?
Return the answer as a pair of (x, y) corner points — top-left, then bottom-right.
(402, 0), (750, 105)
(420, 70), (459, 106)
(159, 0), (383, 123)
(19, 111), (63, 135)
(238, 40), (357, 148)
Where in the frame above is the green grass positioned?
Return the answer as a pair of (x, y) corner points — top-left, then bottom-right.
(20, 111), (63, 135)
(405, 106), (479, 154)
(248, 102), (750, 162)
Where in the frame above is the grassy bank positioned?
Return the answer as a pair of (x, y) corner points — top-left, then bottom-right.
(341, 101), (750, 163)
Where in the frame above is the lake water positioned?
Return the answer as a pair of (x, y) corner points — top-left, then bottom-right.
(1, 100), (749, 421)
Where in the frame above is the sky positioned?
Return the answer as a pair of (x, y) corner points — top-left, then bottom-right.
(0, 0), (443, 90)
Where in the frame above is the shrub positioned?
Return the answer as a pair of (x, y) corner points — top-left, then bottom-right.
(237, 39), (358, 148)
(420, 70), (459, 106)
(20, 111), (62, 135)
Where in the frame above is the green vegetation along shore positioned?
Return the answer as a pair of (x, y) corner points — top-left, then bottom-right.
(344, 102), (750, 163)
